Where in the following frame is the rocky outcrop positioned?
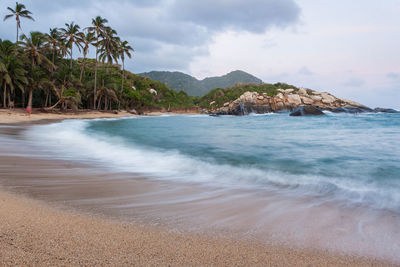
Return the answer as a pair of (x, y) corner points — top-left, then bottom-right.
(290, 106), (325, 116)
(213, 88), (367, 115)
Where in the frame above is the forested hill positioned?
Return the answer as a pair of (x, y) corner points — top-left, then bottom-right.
(138, 70), (263, 96)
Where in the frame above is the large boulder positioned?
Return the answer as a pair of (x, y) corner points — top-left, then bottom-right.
(298, 88), (307, 95)
(301, 96), (314, 105)
(321, 93), (336, 104)
(310, 95), (322, 101)
(290, 106), (325, 116)
(287, 94), (302, 106)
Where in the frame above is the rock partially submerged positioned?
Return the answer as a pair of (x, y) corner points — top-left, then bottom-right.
(331, 105), (374, 113)
(374, 107), (399, 113)
(290, 106), (325, 116)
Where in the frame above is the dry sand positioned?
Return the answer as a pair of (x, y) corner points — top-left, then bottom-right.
(0, 108), (200, 125)
(0, 189), (394, 266)
(0, 108), (137, 124)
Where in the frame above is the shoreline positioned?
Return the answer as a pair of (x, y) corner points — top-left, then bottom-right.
(0, 108), (201, 125)
(0, 111), (398, 266)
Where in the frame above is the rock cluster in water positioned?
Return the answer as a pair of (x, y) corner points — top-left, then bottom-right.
(209, 88), (398, 116)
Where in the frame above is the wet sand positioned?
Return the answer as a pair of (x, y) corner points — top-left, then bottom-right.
(1, 187), (393, 266)
(0, 116), (398, 266)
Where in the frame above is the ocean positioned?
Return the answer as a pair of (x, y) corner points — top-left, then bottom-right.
(25, 112), (400, 212)
(1, 112), (400, 261)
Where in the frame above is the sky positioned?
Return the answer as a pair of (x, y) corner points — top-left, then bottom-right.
(0, 0), (399, 108)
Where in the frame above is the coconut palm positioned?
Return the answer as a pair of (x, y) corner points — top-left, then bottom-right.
(0, 39), (27, 108)
(3, 2), (34, 42)
(79, 31), (95, 82)
(60, 22), (84, 70)
(45, 28), (62, 72)
(46, 80), (81, 111)
(20, 31), (53, 109)
(87, 16), (108, 108)
(98, 26), (120, 69)
(118, 40), (133, 110)
(96, 78), (118, 110)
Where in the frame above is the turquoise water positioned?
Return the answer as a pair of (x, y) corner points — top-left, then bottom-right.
(26, 112), (400, 213)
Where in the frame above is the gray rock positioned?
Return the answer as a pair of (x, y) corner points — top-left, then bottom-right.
(332, 105), (373, 113)
(374, 108), (399, 113)
(290, 106), (325, 116)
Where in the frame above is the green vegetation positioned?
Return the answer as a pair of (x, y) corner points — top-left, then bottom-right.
(0, 2), (306, 113)
(140, 70), (263, 96)
(198, 82), (297, 108)
(0, 2), (194, 112)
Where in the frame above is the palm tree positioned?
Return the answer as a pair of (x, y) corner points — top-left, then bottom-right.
(60, 22), (84, 70)
(96, 77), (118, 110)
(87, 16), (108, 108)
(0, 39), (27, 108)
(45, 28), (61, 72)
(118, 40), (133, 110)
(3, 2), (34, 42)
(79, 31), (95, 82)
(46, 80), (81, 112)
(98, 26), (120, 70)
(20, 31), (53, 110)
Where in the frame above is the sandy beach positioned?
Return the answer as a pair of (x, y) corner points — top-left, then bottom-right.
(0, 110), (398, 266)
(1, 188), (393, 266)
(0, 108), (138, 125)
(0, 108), (201, 125)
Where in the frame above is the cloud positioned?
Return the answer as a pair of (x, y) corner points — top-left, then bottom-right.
(0, 0), (301, 72)
(298, 66), (313, 75)
(169, 0), (301, 33)
(343, 77), (365, 87)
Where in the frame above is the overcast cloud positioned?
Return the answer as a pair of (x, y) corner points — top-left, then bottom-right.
(0, 0), (300, 72)
(0, 0), (399, 108)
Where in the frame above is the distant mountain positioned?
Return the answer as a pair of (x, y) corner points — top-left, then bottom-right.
(138, 70), (263, 96)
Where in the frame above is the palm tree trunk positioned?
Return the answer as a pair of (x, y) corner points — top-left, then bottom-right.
(22, 90), (25, 108)
(119, 60), (124, 110)
(44, 99), (62, 111)
(16, 22), (19, 42)
(45, 91), (49, 107)
(97, 95), (102, 110)
(94, 34), (99, 109)
(70, 47), (73, 70)
(3, 82), (7, 108)
(7, 90), (11, 108)
(80, 54), (86, 82)
(27, 86), (33, 109)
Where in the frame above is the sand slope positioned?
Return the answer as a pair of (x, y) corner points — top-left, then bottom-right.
(0, 190), (393, 266)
